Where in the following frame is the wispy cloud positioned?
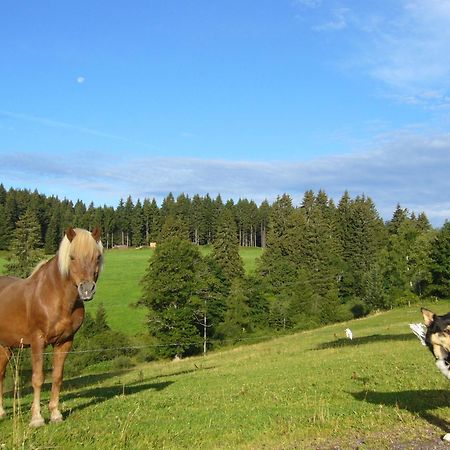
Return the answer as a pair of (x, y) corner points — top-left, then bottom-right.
(312, 8), (351, 32)
(296, 0), (450, 107)
(292, 0), (322, 8)
(1, 132), (449, 226)
(0, 110), (156, 149)
(359, 0), (450, 108)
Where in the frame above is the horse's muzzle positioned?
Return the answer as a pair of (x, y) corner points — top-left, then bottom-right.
(78, 281), (97, 301)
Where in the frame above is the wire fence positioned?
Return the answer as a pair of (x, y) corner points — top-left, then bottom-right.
(11, 334), (278, 357)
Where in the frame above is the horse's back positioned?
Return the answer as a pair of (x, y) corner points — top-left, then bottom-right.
(0, 275), (21, 292)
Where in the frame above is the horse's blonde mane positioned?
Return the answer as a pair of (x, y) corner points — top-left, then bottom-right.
(58, 228), (104, 277)
(28, 259), (50, 278)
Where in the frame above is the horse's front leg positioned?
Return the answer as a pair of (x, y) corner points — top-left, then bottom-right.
(0, 346), (11, 418)
(48, 340), (72, 423)
(30, 338), (46, 427)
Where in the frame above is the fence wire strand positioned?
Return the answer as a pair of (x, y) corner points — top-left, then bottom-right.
(12, 334), (278, 357)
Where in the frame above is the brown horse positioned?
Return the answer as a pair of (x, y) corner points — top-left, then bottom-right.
(0, 227), (103, 427)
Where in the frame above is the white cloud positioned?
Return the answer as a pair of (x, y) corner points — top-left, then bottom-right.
(1, 132), (449, 226)
(0, 110), (156, 149)
(299, 0), (450, 107)
(292, 0), (322, 8)
(76, 76), (85, 84)
(312, 8), (351, 32)
(361, 1), (450, 102)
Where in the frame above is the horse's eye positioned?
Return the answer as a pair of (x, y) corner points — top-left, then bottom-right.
(70, 255), (75, 261)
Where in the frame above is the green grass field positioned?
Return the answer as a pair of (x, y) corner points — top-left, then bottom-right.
(1, 301), (449, 449)
(0, 246), (264, 336)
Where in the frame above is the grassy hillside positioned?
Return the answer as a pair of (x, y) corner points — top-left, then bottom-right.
(94, 247), (153, 335)
(1, 302), (450, 449)
(0, 246), (264, 336)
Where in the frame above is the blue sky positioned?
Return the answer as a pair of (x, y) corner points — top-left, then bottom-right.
(1, 0), (449, 226)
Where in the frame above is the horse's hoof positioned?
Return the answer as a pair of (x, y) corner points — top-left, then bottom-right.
(0, 411), (6, 419)
(50, 411), (63, 423)
(29, 417), (45, 428)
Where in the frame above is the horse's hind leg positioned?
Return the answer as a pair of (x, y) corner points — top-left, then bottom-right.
(0, 345), (11, 418)
(49, 340), (72, 423)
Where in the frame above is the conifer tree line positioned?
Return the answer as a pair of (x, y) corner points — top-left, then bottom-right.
(1, 183), (449, 360)
(0, 184), (268, 251)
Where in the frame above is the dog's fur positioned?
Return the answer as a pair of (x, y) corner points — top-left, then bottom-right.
(421, 308), (450, 441)
(421, 308), (450, 380)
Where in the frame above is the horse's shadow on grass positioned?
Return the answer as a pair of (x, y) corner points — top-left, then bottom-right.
(351, 389), (450, 434)
(3, 370), (175, 419)
(4, 370), (125, 399)
(60, 365), (216, 417)
(62, 379), (174, 417)
(315, 333), (415, 350)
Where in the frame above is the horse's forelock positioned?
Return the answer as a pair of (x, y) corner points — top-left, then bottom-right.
(57, 228), (104, 277)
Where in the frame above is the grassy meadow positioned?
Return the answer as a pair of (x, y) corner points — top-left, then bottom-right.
(0, 246), (263, 336)
(1, 301), (450, 448)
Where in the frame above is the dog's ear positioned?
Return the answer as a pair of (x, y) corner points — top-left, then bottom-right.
(421, 308), (434, 327)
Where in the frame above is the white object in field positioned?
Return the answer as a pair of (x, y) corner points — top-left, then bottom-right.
(409, 323), (427, 346)
(345, 328), (353, 340)
(443, 433), (450, 442)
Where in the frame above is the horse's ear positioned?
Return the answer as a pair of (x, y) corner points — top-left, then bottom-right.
(91, 226), (101, 242)
(66, 227), (76, 242)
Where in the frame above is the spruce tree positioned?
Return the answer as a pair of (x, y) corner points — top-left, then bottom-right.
(217, 278), (252, 340)
(387, 204), (408, 234)
(132, 199), (144, 246)
(258, 199), (270, 248)
(6, 207), (44, 277)
(160, 215), (189, 241)
(94, 303), (110, 332)
(140, 237), (204, 358)
(341, 195), (385, 301)
(0, 204), (11, 250)
(258, 194), (296, 291)
(190, 194), (205, 244)
(427, 222), (450, 298)
(45, 205), (62, 253)
(211, 208), (244, 285)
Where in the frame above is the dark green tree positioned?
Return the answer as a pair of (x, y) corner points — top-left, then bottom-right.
(94, 303), (110, 333)
(142, 198), (161, 243)
(6, 207), (44, 277)
(45, 205), (62, 253)
(132, 199), (144, 246)
(387, 204), (409, 235)
(160, 215), (189, 241)
(217, 278), (252, 340)
(0, 204), (12, 250)
(339, 195), (385, 301)
(427, 222), (450, 298)
(258, 199), (270, 248)
(258, 194), (296, 291)
(140, 237), (204, 358)
(73, 200), (87, 228)
(211, 208), (244, 286)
